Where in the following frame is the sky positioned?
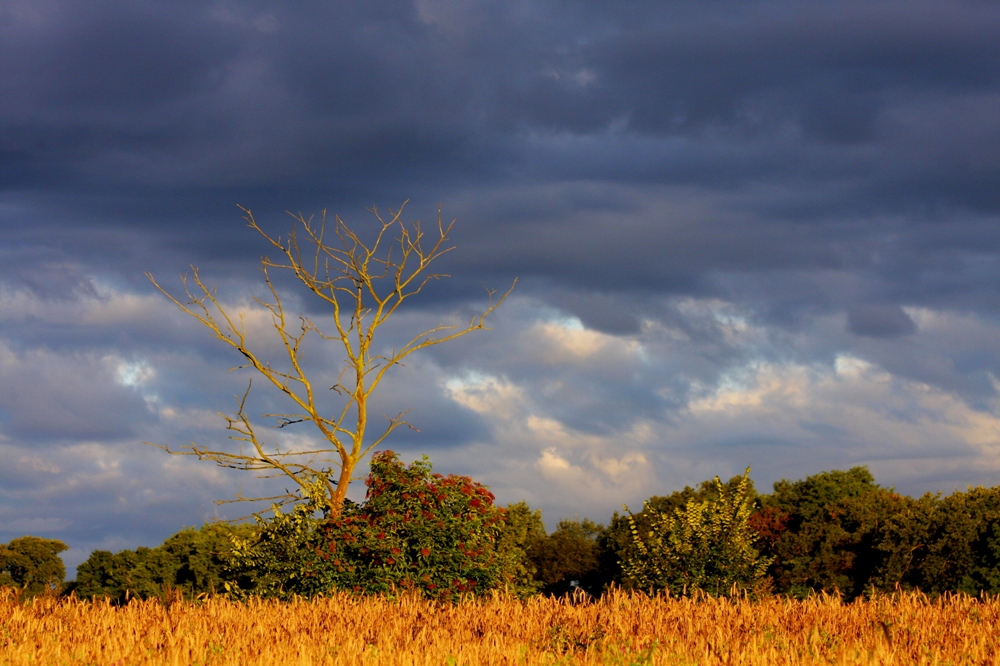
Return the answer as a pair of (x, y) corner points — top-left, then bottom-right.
(3, 0), (1000, 577)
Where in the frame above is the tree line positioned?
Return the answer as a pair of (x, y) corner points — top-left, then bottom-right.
(4, 459), (999, 602)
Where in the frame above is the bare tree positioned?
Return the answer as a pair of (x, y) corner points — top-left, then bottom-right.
(146, 203), (513, 519)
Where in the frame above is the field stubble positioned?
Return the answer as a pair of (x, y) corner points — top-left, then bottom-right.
(0, 588), (997, 665)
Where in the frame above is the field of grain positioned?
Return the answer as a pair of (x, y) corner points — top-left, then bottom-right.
(1, 589), (998, 665)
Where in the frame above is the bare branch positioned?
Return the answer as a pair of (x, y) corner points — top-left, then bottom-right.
(147, 203), (513, 518)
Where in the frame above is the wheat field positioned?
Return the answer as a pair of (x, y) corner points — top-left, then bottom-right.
(1, 589), (997, 665)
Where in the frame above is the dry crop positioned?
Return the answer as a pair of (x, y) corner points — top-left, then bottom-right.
(1, 588), (998, 665)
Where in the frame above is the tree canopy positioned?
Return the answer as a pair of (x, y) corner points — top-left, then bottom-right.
(0, 536), (68, 598)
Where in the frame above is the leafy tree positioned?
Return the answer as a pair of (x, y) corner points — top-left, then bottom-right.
(760, 466), (917, 599)
(0, 536), (68, 597)
(70, 523), (253, 603)
(71, 547), (163, 602)
(622, 469), (770, 596)
(495, 501), (547, 596)
(159, 523), (257, 595)
(227, 451), (522, 601)
(494, 505), (607, 597)
(899, 485), (1000, 596)
(70, 550), (121, 601)
(857, 491), (936, 594)
(147, 204), (513, 518)
(527, 518), (605, 596)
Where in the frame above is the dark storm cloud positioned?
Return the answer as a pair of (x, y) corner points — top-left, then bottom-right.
(3, 0), (1000, 314)
(591, 3), (1000, 133)
(847, 304), (916, 338)
(1, 1), (517, 192)
(2, 2), (995, 194)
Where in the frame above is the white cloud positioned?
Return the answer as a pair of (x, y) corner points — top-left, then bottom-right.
(116, 360), (155, 388)
(442, 355), (657, 521)
(445, 371), (525, 419)
(573, 68), (598, 88)
(676, 352), (1000, 483)
(17, 455), (61, 475)
(430, 302), (1000, 519)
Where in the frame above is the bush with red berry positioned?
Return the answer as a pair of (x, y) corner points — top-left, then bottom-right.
(226, 451), (520, 601)
(315, 451), (516, 600)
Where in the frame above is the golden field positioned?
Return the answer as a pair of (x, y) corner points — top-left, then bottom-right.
(1, 589), (997, 665)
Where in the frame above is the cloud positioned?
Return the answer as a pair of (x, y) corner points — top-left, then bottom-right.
(677, 352), (1000, 489)
(847, 304), (917, 338)
(441, 366), (657, 521)
(0, 342), (155, 441)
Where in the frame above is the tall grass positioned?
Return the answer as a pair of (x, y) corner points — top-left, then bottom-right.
(1, 588), (997, 665)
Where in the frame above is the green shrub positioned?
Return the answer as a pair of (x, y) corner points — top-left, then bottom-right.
(599, 474), (758, 592)
(622, 468), (770, 596)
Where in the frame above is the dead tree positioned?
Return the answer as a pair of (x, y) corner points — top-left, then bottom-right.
(146, 203), (514, 518)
